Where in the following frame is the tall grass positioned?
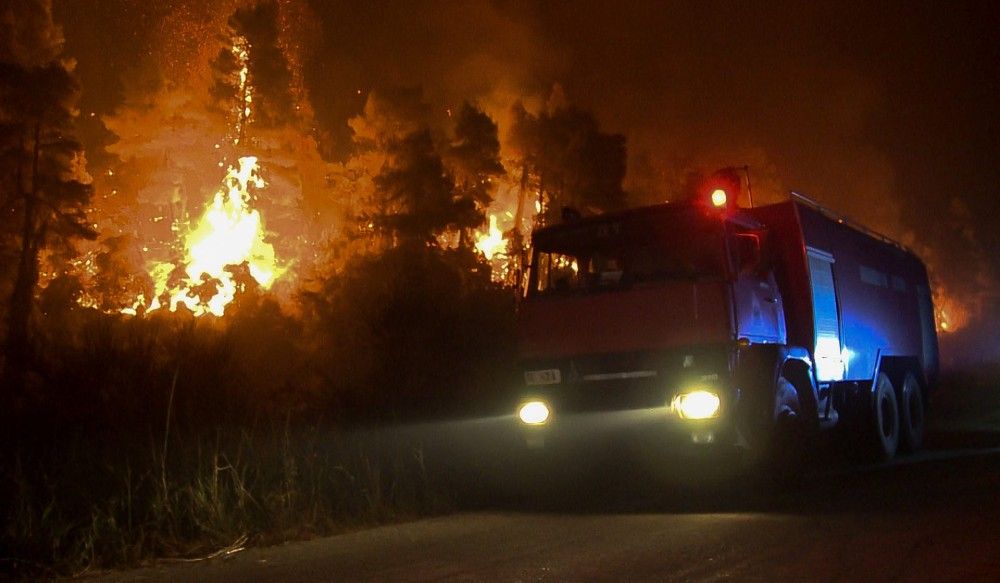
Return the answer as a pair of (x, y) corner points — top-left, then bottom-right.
(2, 425), (448, 578)
(1, 248), (517, 578)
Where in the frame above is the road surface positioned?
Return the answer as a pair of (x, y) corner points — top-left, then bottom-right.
(95, 431), (1000, 582)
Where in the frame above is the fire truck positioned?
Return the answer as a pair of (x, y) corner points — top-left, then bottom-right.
(514, 173), (939, 466)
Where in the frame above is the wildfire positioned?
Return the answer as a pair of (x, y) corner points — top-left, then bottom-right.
(471, 177), (539, 285)
(475, 214), (505, 260)
(70, 11), (539, 315)
(935, 294), (968, 334)
(141, 36), (280, 317)
(147, 156), (280, 316)
(230, 38), (252, 145)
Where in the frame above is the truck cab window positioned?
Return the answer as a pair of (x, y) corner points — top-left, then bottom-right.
(530, 213), (725, 297)
(733, 233), (762, 275)
(537, 253), (580, 294)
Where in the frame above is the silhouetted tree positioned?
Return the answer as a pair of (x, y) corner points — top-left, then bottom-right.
(349, 91), (500, 249)
(372, 129), (476, 244)
(445, 102), (504, 247)
(211, 0), (295, 133)
(0, 59), (95, 387)
(509, 101), (627, 225)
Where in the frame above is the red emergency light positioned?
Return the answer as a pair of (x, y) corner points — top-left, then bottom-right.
(701, 167), (742, 211)
(710, 188), (728, 208)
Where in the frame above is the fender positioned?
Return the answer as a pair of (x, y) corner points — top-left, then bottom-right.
(735, 343), (818, 427)
(847, 352), (923, 419)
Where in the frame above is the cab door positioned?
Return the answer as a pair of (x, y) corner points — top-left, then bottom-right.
(731, 230), (786, 344)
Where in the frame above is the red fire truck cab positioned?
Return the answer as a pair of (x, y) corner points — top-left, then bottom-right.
(516, 190), (939, 465)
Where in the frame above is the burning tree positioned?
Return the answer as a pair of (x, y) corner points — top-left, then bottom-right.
(348, 88), (506, 254)
(211, 0), (296, 137)
(0, 5), (94, 387)
(373, 129), (473, 245)
(446, 102), (505, 248)
(92, 2), (315, 317)
(509, 100), (627, 225)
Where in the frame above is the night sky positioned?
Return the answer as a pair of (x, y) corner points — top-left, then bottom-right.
(52, 0), (1000, 351)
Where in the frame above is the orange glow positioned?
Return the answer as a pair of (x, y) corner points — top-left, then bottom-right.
(52, 8), (329, 319)
(934, 293), (967, 334)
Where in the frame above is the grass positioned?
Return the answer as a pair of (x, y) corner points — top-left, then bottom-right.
(0, 283), (515, 579)
(0, 243), (521, 579)
(1, 424), (450, 579)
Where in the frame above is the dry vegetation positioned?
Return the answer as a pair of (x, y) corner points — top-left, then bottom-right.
(1, 245), (518, 579)
(0, 4), (615, 576)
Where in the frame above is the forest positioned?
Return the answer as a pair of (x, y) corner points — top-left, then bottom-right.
(0, 1), (633, 577)
(3, 0), (996, 578)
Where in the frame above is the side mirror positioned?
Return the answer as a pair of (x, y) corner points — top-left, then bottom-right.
(734, 234), (761, 275)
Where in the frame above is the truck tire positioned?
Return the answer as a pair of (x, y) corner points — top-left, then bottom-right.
(868, 372), (900, 461)
(766, 376), (808, 479)
(898, 372), (925, 453)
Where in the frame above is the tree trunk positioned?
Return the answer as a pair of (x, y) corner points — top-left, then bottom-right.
(537, 174), (546, 227)
(4, 122), (42, 388)
(512, 161), (528, 237)
(510, 161), (530, 293)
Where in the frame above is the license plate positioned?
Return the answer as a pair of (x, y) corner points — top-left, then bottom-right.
(525, 369), (561, 386)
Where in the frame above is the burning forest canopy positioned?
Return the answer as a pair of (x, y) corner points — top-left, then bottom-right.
(2, 0), (999, 360)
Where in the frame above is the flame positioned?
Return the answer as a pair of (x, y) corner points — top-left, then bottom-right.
(475, 214), (505, 260)
(147, 156), (280, 316)
(143, 36), (280, 317)
(471, 181), (541, 286)
(230, 39), (252, 145)
(935, 293), (968, 334)
(58, 18), (327, 318)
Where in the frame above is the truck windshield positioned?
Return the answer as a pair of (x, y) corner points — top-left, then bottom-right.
(530, 212), (726, 296)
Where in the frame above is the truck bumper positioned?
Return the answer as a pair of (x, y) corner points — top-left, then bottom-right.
(516, 406), (739, 454)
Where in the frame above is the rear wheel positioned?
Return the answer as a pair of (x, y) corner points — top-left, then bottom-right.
(898, 373), (925, 453)
(868, 372), (900, 461)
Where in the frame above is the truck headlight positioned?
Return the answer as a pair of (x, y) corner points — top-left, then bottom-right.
(671, 390), (721, 420)
(518, 400), (551, 425)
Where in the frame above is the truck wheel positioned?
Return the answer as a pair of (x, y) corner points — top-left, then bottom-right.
(766, 376), (807, 478)
(868, 372), (900, 461)
(898, 373), (925, 453)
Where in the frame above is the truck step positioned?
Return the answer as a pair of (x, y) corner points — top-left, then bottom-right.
(819, 408), (839, 430)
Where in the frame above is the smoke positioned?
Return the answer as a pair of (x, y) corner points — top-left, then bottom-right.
(0, 0), (63, 66)
(49, 1), (1000, 350)
(300, 0), (559, 160)
(521, 2), (997, 343)
(349, 86), (432, 148)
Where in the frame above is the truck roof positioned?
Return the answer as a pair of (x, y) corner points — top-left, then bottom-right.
(531, 194), (913, 260)
(784, 191), (911, 253)
(530, 200), (763, 244)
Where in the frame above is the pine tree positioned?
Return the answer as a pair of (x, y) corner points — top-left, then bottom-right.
(0, 57), (95, 387)
(446, 102), (504, 248)
(509, 100), (627, 226)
